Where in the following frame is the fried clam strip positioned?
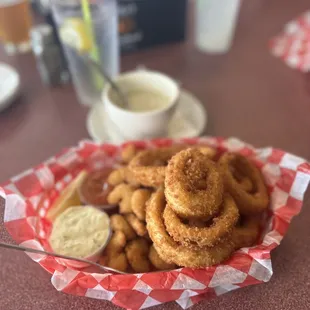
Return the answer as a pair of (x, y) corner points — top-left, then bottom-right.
(121, 144), (138, 164)
(125, 238), (151, 273)
(107, 183), (136, 214)
(125, 213), (148, 237)
(218, 153), (269, 215)
(195, 145), (217, 159)
(110, 214), (136, 240)
(165, 148), (223, 220)
(148, 245), (176, 270)
(163, 194), (239, 248)
(146, 189), (235, 268)
(131, 188), (152, 221)
(100, 230), (128, 272)
(107, 167), (140, 187)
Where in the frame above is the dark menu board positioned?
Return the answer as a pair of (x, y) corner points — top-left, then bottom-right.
(118, 0), (187, 52)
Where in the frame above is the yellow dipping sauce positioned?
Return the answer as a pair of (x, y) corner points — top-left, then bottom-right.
(49, 206), (110, 258)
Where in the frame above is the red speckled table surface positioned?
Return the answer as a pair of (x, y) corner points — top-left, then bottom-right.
(1, 0), (310, 309)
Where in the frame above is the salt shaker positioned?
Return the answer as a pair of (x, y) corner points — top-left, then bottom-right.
(31, 24), (69, 86)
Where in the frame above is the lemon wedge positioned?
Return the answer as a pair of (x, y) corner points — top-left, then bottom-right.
(59, 18), (93, 53)
(46, 170), (88, 222)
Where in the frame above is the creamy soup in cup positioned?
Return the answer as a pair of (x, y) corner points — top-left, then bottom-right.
(103, 70), (180, 140)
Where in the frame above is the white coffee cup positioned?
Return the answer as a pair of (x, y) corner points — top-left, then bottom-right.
(103, 70), (180, 140)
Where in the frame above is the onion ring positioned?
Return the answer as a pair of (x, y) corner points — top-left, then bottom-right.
(163, 194), (239, 248)
(239, 177), (253, 192)
(128, 145), (187, 187)
(218, 153), (269, 215)
(146, 189), (235, 268)
(229, 166), (254, 192)
(232, 216), (261, 249)
(129, 145), (216, 188)
(165, 148), (223, 220)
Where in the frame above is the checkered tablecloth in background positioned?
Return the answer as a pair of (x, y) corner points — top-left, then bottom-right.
(1, 137), (310, 309)
(270, 11), (310, 72)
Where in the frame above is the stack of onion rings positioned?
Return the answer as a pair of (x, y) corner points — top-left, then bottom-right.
(143, 147), (270, 268)
(218, 153), (269, 215)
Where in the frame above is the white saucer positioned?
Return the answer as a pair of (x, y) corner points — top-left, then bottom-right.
(86, 89), (207, 143)
(0, 63), (20, 112)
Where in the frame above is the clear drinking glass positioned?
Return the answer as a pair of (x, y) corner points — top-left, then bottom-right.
(0, 0), (33, 55)
(195, 0), (241, 53)
(51, 0), (119, 106)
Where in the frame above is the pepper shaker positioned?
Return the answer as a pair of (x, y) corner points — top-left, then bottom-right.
(30, 24), (69, 86)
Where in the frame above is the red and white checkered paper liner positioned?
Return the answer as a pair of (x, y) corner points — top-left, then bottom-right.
(270, 11), (310, 72)
(1, 137), (310, 310)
